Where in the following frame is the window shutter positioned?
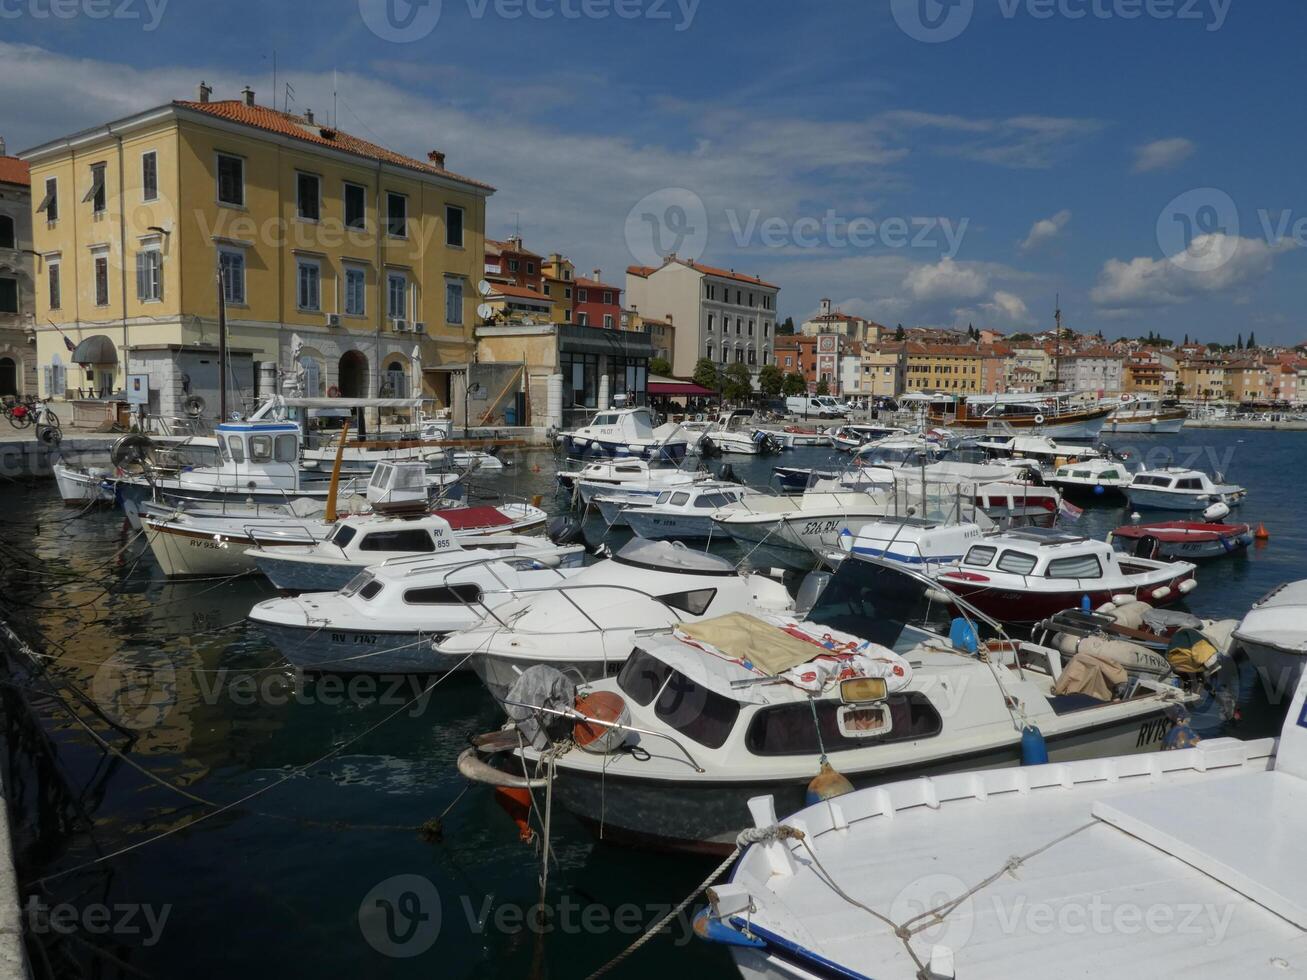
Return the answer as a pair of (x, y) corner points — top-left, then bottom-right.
(42, 366), (52, 397)
(136, 252), (147, 300)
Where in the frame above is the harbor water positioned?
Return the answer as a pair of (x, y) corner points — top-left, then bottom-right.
(0, 427), (1301, 977)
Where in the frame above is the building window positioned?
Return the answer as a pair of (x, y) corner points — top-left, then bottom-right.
(0, 278), (16, 314)
(47, 261), (61, 310)
(384, 360), (407, 398)
(736, 349), (745, 364)
(578, 288), (588, 303)
(86, 162), (107, 213)
(344, 182), (367, 229)
(93, 254), (109, 306)
(387, 273), (408, 320)
(509, 259), (519, 272)
(142, 151), (158, 201)
(296, 173), (320, 221)
(0, 216), (12, 249)
(564, 309), (572, 322)
(219, 249), (246, 304)
(526, 262), (535, 275)
(748, 319), (754, 336)
(217, 154), (244, 206)
(706, 344), (713, 361)
(297, 259), (321, 311)
(386, 193), (407, 238)
(562, 351), (599, 408)
(577, 312), (589, 326)
(345, 266), (366, 316)
(603, 314), (614, 328)
(445, 280), (463, 325)
(707, 314), (714, 332)
(136, 248), (162, 302)
(603, 290), (613, 305)
(564, 286), (572, 299)
(736, 320), (742, 335)
(37, 177), (58, 222)
(444, 204), (464, 248)
(748, 349), (757, 365)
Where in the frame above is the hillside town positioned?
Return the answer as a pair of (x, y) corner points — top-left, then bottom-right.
(0, 86), (1303, 433)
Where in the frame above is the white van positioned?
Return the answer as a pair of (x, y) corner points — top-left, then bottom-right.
(786, 396), (846, 419)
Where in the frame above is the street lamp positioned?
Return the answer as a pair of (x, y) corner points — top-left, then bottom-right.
(464, 378), (482, 441)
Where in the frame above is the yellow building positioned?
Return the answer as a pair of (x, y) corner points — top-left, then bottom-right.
(903, 343), (984, 395)
(540, 252), (574, 324)
(21, 83), (493, 420)
(1178, 357), (1233, 402)
(858, 343), (905, 398)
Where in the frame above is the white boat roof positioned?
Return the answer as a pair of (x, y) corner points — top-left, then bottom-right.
(1235, 580), (1307, 654)
(613, 537), (738, 574)
(722, 672), (1307, 979)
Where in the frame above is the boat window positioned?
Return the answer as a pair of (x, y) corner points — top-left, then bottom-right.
(227, 435), (245, 462)
(995, 550), (1038, 575)
(963, 545), (996, 567)
(805, 560), (963, 649)
(217, 439), (231, 463)
(1100, 470), (1119, 480)
(274, 434), (298, 462)
(249, 435), (274, 462)
(327, 524), (357, 547)
(1072, 470), (1091, 478)
(669, 492), (690, 506)
(656, 491), (673, 505)
(745, 694), (942, 756)
(617, 648), (673, 706)
(341, 570), (372, 596)
(1176, 478), (1203, 490)
(657, 588), (717, 616)
(357, 529), (437, 552)
(403, 583), (482, 605)
(1046, 554), (1103, 579)
(617, 465), (641, 474)
(594, 414), (618, 426)
(654, 669), (740, 749)
(692, 494), (719, 509)
(358, 580), (384, 600)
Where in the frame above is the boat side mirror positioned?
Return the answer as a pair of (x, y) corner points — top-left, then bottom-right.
(839, 676), (888, 704)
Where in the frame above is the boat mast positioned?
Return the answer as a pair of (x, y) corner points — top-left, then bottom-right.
(1052, 296), (1062, 395)
(217, 267), (229, 421)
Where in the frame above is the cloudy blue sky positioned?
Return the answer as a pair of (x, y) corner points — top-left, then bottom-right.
(2, 0), (1302, 342)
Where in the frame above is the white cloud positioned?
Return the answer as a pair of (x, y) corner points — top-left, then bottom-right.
(883, 111), (1108, 170)
(1019, 210), (1072, 253)
(1133, 138), (1196, 173)
(1090, 234), (1294, 309)
(903, 258), (990, 302)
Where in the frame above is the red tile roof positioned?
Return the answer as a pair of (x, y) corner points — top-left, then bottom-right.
(486, 238), (541, 258)
(0, 156), (30, 187)
(489, 283), (550, 301)
(574, 276), (620, 293)
(625, 259), (778, 290)
(173, 99), (495, 192)
(626, 264), (657, 278)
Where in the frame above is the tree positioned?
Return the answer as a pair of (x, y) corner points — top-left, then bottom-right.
(1248, 331), (1257, 349)
(692, 357), (720, 393)
(1237, 333), (1244, 349)
(648, 356), (672, 378)
(1183, 334), (1189, 345)
(722, 362), (754, 403)
(782, 372), (807, 396)
(776, 317), (796, 336)
(1010, 332), (1033, 342)
(758, 363), (784, 398)
(815, 378), (830, 396)
(1172, 381), (1185, 400)
(894, 324), (906, 341)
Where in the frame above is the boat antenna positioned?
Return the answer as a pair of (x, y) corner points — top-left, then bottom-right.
(1053, 296), (1062, 395)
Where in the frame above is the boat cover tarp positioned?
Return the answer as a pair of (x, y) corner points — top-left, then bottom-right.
(439, 506), (512, 530)
(1052, 650), (1127, 701)
(679, 613), (828, 676)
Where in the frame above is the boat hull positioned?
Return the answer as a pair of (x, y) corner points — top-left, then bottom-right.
(143, 521), (268, 577)
(1103, 416), (1185, 434)
(53, 464), (115, 505)
(1125, 487), (1246, 511)
(623, 510), (717, 540)
(562, 435), (687, 464)
(938, 568), (1196, 626)
(505, 707), (1176, 855)
(1239, 639), (1306, 706)
(252, 620), (460, 673)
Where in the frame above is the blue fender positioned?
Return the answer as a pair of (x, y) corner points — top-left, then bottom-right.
(692, 908), (764, 949)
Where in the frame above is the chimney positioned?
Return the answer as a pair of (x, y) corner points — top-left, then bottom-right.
(196, 81), (213, 104)
(304, 108), (315, 124)
(592, 268), (601, 281)
(241, 86), (255, 107)
(427, 149), (446, 168)
(0, 136), (6, 157)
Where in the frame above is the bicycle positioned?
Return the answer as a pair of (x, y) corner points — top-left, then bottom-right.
(6, 398), (61, 432)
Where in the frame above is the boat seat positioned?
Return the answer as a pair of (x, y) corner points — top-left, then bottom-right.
(1047, 692), (1110, 714)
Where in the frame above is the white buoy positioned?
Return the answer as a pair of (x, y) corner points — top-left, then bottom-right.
(1203, 501), (1230, 522)
(1130, 512), (1142, 522)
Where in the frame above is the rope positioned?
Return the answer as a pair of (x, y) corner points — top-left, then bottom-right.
(584, 824), (805, 979)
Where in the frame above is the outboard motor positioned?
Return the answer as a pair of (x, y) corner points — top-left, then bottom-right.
(794, 569), (833, 618)
(699, 436), (721, 458)
(546, 515), (588, 547)
(717, 462), (742, 485)
(1133, 534), (1160, 560)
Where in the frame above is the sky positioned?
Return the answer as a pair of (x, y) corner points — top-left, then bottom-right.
(2, 0), (1304, 344)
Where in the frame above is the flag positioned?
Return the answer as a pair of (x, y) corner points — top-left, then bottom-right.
(1058, 498), (1084, 522)
(63, 335), (75, 353)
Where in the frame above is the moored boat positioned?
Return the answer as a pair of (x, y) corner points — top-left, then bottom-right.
(1104, 395), (1188, 433)
(1110, 519), (1254, 561)
(1125, 467), (1247, 512)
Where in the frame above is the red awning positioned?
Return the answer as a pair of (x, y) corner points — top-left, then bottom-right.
(648, 381), (716, 397)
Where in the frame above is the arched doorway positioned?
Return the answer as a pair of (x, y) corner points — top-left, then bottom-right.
(338, 351), (368, 397)
(382, 359), (407, 398)
(0, 358), (16, 398)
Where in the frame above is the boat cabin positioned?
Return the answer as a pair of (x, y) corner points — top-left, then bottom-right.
(324, 513), (456, 557)
(954, 529), (1118, 580)
(208, 420), (303, 488)
(366, 461), (433, 514)
(650, 485), (750, 511)
(1129, 469), (1220, 494)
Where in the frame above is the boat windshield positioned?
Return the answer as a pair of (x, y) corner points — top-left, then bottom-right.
(805, 559), (986, 651)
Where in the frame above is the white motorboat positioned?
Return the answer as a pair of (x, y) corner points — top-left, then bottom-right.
(570, 458), (710, 507)
(702, 410), (784, 456)
(932, 527), (1198, 625)
(832, 518), (988, 573)
(1104, 395), (1188, 433)
(1233, 580), (1307, 703)
(971, 433), (1102, 465)
(459, 556), (1194, 853)
(614, 483), (762, 539)
(52, 461), (117, 505)
(697, 668), (1307, 979)
(248, 556), (586, 673)
(52, 433), (221, 505)
(712, 488), (995, 572)
(1046, 456), (1134, 500)
(1125, 467), (1247, 512)
(437, 537), (794, 701)
(559, 405), (689, 462)
(830, 424), (908, 453)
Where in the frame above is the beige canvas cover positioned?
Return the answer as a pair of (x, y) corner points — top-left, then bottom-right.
(1052, 650), (1128, 701)
(679, 613), (823, 676)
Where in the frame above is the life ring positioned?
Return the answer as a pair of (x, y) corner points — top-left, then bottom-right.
(1120, 393), (1133, 403)
(328, 385), (342, 398)
(1034, 413), (1045, 425)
